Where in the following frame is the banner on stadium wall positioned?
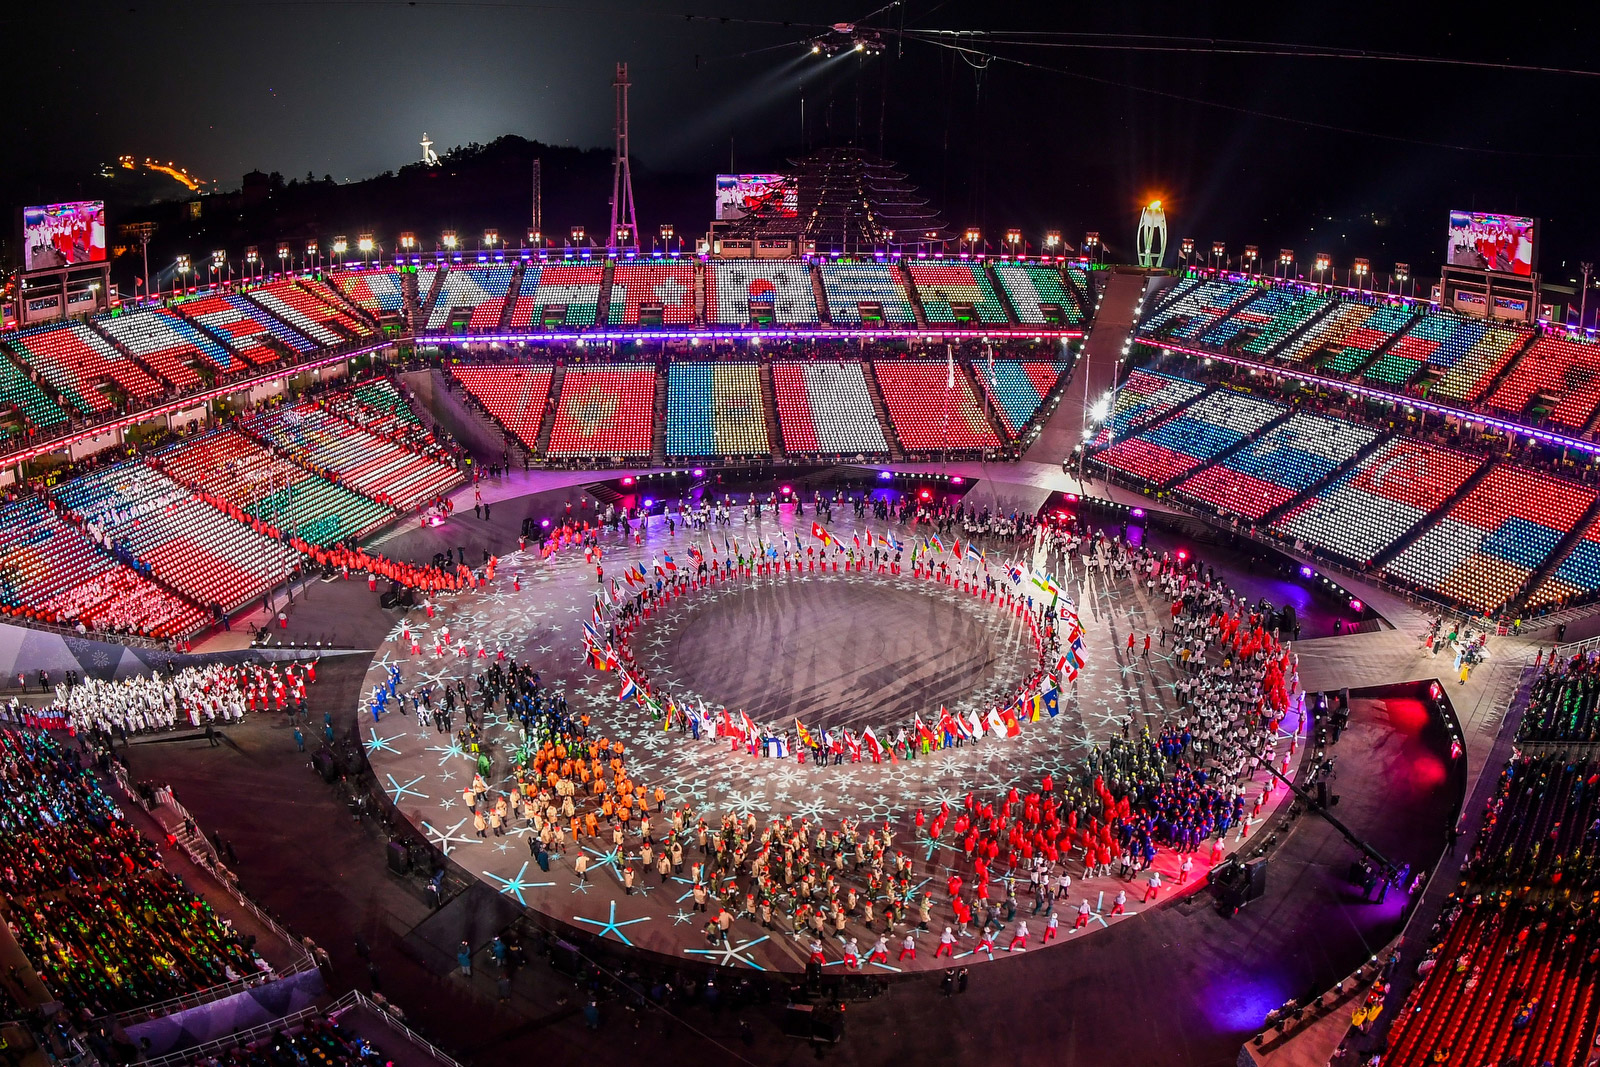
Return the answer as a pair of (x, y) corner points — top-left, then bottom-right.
(715, 174), (797, 221)
(1445, 210), (1536, 276)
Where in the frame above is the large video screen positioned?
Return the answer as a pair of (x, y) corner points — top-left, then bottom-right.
(715, 174), (796, 221)
(1446, 210), (1535, 276)
(22, 201), (107, 272)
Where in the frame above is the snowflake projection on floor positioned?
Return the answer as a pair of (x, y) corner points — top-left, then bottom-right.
(572, 899), (651, 946)
(364, 728), (407, 756)
(482, 861), (555, 904)
(422, 818), (480, 856)
(385, 774), (429, 804)
(683, 934), (773, 971)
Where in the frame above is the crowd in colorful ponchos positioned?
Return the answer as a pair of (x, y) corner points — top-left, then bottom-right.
(27, 659), (318, 736)
(579, 521), (1082, 765)
(0, 730), (271, 1016)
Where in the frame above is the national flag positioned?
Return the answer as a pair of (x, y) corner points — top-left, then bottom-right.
(966, 708), (985, 739)
(913, 714), (936, 747)
(1032, 569), (1061, 598)
(845, 730), (862, 761)
(618, 673), (639, 703)
(1007, 561), (1025, 584)
(862, 726), (884, 761)
(742, 711), (758, 741)
(1028, 694), (1042, 722)
(582, 619), (604, 648)
(661, 553), (677, 572)
(688, 544), (704, 564)
(811, 522), (834, 546)
(1041, 687), (1061, 717)
(952, 539), (964, 560)
(937, 705), (959, 739)
(588, 644), (614, 671)
(885, 531), (903, 553)
(853, 533), (862, 552)
(929, 534), (946, 553)
(795, 718), (816, 749)
(966, 543), (985, 566)
(1064, 645), (1085, 671)
(999, 703), (1022, 737)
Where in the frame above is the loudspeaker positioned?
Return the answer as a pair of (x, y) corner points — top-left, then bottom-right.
(1243, 856), (1269, 901)
(1339, 687), (1350, 710)
(311, 749), (337, 782)
(386, 840), (410, 874)
(782, 1005), (815, 1039)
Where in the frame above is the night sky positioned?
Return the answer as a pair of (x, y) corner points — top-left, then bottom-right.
(10, 1), (1600, 284)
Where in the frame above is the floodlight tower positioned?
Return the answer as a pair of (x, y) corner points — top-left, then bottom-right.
(1137, 200), (1167, 268)
(609, 63), (640, 252)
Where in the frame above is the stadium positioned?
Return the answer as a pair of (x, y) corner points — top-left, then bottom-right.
(1, 7), (1598, 1067)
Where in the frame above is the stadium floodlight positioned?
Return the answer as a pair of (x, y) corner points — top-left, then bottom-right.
(1393, 261), (1411, 297)
(399, 232), (416, 251)
(358, 234), (375, 264)
(1210, 241), (1226, 270)
(1314, 253), (1331, 286)
(332, 237), (348, 270)
(1180, 237), (1195, 266)
(1277, 248), (1294, 279)
(1353, 257), (1370, 292)
(483, 228), (499, 249)
(527, 229), (542, 248)
(1084, 232), (1101, 265)
(963, 228), (980, 251)
(1243, 245), (1259, 274)
(570, 225), (587, 246)
(1044, 230), (1062, 251)
(441, 230), (458, 250)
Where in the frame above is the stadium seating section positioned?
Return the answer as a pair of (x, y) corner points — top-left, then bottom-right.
(426, 267), (515, 330)
(1370, 312), (1527, 395)
(330, 268), (407, 313)
(97, 307), (235, 388)
(872, 361), (999, 450)
(981, 361), (1067, 438)
(1486, 332), (1600, 428)
(907, 263), (1009, 324)
(1526, 511), (1600, 609)
(1066, 266), (1095, 304)
(1173, 412), (1378, 521)
(545, 365), (657, 458)
(0, 730), (271, 1014)
(1138, 278), (1258, 341)
(707, 261), (820, 324)
(1518, 669), (1600, 745)
(1199, 288), (1331, 355)
(52, 460), (299, 611)
(994, 262), (1084, 325)
(664, 363), (770, 456)
(4, 321), (163, 415)
(1090, 366), (1209, 448)
(0, 496), (205, 638)
(1274, 301), (1414, 372)
(1274, 438), (1484, 565)
(0, 359), (69, 440)
(1385, 464), (1595, 612)
(179, 292), (309, 356)
(608, 261), (699, 325)
(247, 405), (462, 510)
(1095, 389), (1285, 486)
(252, 279), (371, 342)
(512, 263), (604, 327)
(318, 378), (444, 458)
(154, 429), (392, 546)
(450, 365), (553, 450)
(1378, 755), (1600, 1067)
(819, 263), (917, 324)
(771, 362), (888, 455)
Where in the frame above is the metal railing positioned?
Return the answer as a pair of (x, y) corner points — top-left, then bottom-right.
(331, 990), (467, 1067)
(137, 1003), (326, 1067)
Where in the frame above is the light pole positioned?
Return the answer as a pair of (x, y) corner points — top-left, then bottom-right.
(441, 231), (458, 254)
(526, 228), (542, 251)
(332, 236), (347, 269)
(1004, 228), (1022, 258)
(175, 254), (191, 297)
(245, 246), (259, 283)
(569, 225), (587, 250)
(210, 249), (226, 289)
(1278, 248), (1295, 281)
(1314, 253), (1331, 288)
(358, 233), (375, 265)
(1084, 232), (1100, 265)
(1243, 245), (1259, 277)
(1211, 241), (1226, 273)
(399, 232), (416, 258)
(1581, 262), (1593, 331)
(1353, 258), (1370, 295)
(305, 240), (319, 274)
(1044, 230), (1061, 257)
(1180, 237), (1195, 269)
(483, 228), (499, 253)
(658, 223), (675, 255)
(963, 228), (980, 255)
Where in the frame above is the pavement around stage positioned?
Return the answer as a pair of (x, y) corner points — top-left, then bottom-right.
(357, 502), (1311, 975)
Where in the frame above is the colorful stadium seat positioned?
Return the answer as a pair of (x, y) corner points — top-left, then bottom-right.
(1090, 366), (1209, 449)
(250, 278), (372, 341)
(872, 361), (999, 449)
(1138, 278), (1257, 341)
(426, 266), (516, 329)
(980, 361), (1069, 438)
(509, 263), (605, 327)
(545, 365), (656, 457)
(608, 261), (698, 325)
(1528, 513), (1600, 608)
(1173, 412), (1378, 520)
(1385, 464), (1595, 612)
(1274, 438), (1484, 565)
(451, 365), (553, 449)
(664, 363), (769, 457)
(1486, 332), (1600, 428)
(247, 405), (462, 510)
(907, 263), (1009, 324)
(1096, 389), (1285, 485)
(771, 362), (888, 456)
(1372, 311), (1527, 395)
(1275, 301), (1416, 371)
(819, 263), (917, 324)
(1199, 288), (1331, 354)
(993, 262), (1084, 325)
(707, 261), (820, 324)
(330, 268), (407, 313)
(96, 307), (233, 388)
(178, 292), (309, 356)
(0, 358), (69, 440)
(5, 321), (163, 415)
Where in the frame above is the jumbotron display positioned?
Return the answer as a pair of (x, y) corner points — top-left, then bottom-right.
(1445, 209), (1536, 276)
(20, 200), (106, 271)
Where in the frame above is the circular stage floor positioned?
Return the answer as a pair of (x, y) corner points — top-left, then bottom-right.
(633, 571), (1035, 730)
(362, 507), (1305, 973)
